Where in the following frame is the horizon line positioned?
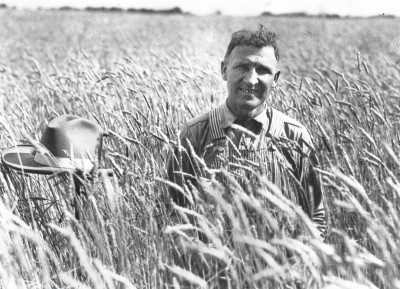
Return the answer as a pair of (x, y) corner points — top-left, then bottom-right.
(0, 4), (397, 18)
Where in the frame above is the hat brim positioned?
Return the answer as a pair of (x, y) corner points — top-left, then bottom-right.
(1, 145), (64, 175)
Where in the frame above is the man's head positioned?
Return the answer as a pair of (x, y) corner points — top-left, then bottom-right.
(221, 25), (280, 118)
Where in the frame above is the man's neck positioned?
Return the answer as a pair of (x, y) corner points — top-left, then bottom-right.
(226, 102), (267, 119)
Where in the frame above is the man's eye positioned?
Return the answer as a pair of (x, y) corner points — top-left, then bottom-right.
(236, 64), (248, 71)
(256, 67), (271, 75)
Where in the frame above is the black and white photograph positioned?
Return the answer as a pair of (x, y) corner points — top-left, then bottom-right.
(0, 0), (399, 288)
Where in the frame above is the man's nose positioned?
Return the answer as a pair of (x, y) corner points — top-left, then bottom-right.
(243, 68), (258, 85)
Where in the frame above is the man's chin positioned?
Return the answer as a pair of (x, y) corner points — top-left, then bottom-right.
(238, 101), (266, 114)
(240, 99), (264, 108)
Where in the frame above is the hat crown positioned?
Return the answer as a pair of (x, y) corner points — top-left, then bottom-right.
(40, 115), (103, 160)
(1, 114), (104, 174)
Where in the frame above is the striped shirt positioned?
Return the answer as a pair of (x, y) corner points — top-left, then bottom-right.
(168, 102), (327, 239)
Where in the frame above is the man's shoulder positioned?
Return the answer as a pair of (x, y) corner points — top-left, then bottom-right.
(180, 111), (211, 137)
(185, 111), (210, 127)
(271, 108), (305, 129)
(182, 112), (210, 130)
(270, 108), (313, 146)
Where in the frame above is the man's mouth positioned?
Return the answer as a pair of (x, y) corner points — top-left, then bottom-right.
(239, 88), (258, 94)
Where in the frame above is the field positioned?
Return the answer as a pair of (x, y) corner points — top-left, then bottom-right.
(1, 8), (400, 289)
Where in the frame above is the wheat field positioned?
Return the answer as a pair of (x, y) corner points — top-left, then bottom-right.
(0, 9), (400, 289)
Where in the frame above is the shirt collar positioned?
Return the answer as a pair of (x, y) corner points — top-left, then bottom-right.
(219, 101), (270, 129)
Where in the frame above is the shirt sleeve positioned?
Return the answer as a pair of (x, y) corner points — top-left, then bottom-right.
(166, 124), (197, 208)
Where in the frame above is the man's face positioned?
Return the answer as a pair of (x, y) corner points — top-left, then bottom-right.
(222, 45), (280, 118)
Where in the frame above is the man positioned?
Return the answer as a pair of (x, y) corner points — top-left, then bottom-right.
(168, 25), (326, 239)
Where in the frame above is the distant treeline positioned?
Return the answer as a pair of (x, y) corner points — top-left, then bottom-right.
(57, 6), (189, 15)
(0, 3), (188, 15)
(260, 11), (396, 19)
(0, 3), (396, 18)
(261, 11), (341, 18)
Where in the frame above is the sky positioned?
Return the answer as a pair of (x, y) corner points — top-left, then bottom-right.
(2, 0), (400, 17)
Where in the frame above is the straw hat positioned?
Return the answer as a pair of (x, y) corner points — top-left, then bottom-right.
(1, 115), (103, 175)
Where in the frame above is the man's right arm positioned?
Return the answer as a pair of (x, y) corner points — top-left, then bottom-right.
(166, 125), (197, 208)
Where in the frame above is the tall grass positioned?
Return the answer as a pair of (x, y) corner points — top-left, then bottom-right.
(0, 9), (400, 288)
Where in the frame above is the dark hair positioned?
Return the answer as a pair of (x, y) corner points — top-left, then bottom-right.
(224, 25), (279, 62)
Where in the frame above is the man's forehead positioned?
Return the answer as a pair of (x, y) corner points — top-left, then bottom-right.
(229, 45), (277, 64)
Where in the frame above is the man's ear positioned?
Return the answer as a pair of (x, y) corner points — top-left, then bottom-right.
(221, 61), (227, 81)
(273, 70), (280, 87)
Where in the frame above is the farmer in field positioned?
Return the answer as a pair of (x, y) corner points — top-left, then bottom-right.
(167, 25), (326, 239)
